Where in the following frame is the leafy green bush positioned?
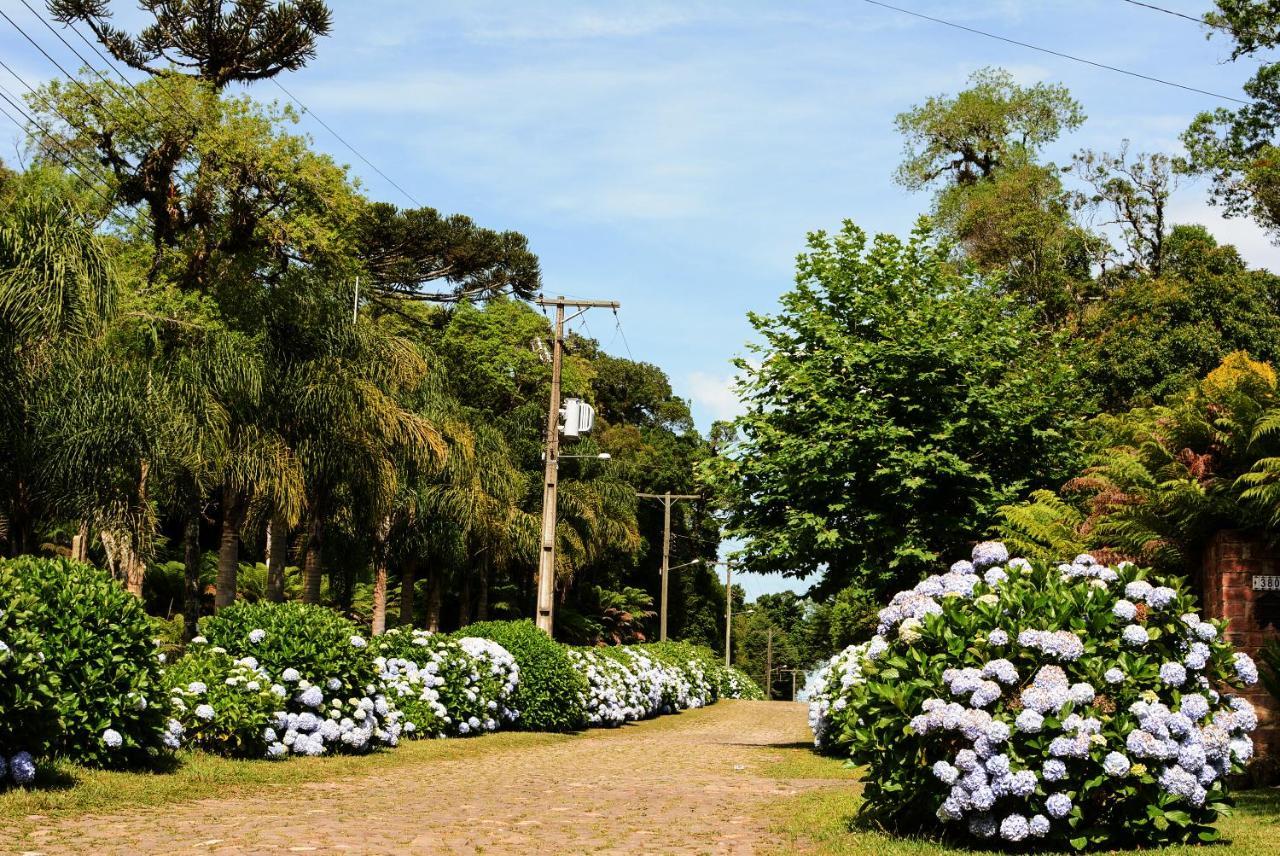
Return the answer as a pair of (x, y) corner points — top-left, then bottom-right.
(373, 628), (519, 737)
(1, 557), (175, 768)
(0, 570), (59, 785)
(839, 542), (1259, 850)
(165, 646), (282, 758)
(201, 602), (400, 755)
(455, 620), (587, 732)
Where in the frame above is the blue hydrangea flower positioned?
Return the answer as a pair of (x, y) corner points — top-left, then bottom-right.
(299, 686), (324, 708)
(968, 813), (997, 838)
(9, 751), (36, 785)
(1016, 709), (1044, 733)
(1113, 599), (1137, 621)
(1046, 792), (1073, 819)
(987, 628), (1009, 646)
(1043, 759), (1067, 781)
(248, 628), (266, 643)
(1122, 624), (1150, 647)
(349, 635), (367, 649)
(1103, 751), (1131, 777)
(1125, 580), (1154, 602)
(971, 541), (1009, 570)
(1009, 770), (1037, 797)
(933, 760), (959, 785)
(1160, 662), (1188, 686)
(1029, 815), (1050, 837)
(1104, 667), (1125, 685)
(1000, 814), (1029, 842)
(1195, 622), (1218, 641)
(1180, 694), (1210, 721)
(1234, 653), (1259, 685)
(101, 728), (122, 749)
(195, 703), (215, 721)
(282, 668), (301, 682)
(186, 681), (207, 695)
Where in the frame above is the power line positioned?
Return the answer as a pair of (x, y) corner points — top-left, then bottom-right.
(613, 308), (636, 361)
(862, 0), (1248, 105)
(269, 77), (423, 208)
(1118, 0), (1217, 29)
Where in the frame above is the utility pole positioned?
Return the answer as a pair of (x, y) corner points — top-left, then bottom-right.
(636, 492), (700, 641)
(533, 295), (620, 635)
(764, 626), (774, 701)
(723, 561), (733, 666)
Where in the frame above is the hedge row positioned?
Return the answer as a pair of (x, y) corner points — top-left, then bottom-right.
(0, 557), (760, 784)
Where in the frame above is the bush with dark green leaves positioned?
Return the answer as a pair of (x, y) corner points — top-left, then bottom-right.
(455, 620), (587, 732)
(1, 557), (175, 769)
(201, 601), (399, 755)
(0, 569), (60, 785)
(165, 646), (282, 758)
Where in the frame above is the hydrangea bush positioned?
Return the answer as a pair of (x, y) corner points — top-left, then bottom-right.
(2, 557), (174, 768)
(373, 628), (519, 737)
(834, 542), (1259, 850)
(569, 647), (653, 725)
(202, 602), (401, 755)
(0, 571), (59, 787)
(806, 641), (870, 752)
(165, 646), (280, 758)
(456, 620), (588, 732)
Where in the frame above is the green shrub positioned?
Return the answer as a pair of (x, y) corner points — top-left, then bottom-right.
(840, 542), (1259, 850)
(455, 620), (587, 732)
(202, 601), (376, 692)
(201, 601), (399, 755)
(0, 570), (60, 784)
(1, 557), (174, 768)
(374, 628), (519, 737)
(165, 646), (282, 758)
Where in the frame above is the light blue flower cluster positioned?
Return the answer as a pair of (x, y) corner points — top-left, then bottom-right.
(822, 541), (1262, 847)
(376, 630), (520, 738)
(805, 641), (870, 750)
(1, 751), (36, 786)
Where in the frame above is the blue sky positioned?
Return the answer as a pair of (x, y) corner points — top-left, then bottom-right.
(1, 1), (1277, 597)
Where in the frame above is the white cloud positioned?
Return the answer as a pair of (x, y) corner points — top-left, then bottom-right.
(684, 370), (743, 423)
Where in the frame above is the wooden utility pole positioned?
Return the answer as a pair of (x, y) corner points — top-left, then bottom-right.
(533, 295), (620, 635)
(636, 492), (700, 641)
(724, 561), (732, 666)
(764, 626), (774, 701)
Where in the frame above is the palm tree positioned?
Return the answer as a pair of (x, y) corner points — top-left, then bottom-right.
(0, 181), (115, 556)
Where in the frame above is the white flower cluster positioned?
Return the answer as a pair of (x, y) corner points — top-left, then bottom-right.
(376, 630), (519, 738)
(806, 642), (870, 750)
(823, 541), (1261, 845)
(567, 648), (653, 726)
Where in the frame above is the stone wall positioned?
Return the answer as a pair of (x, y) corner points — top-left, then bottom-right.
(1199, 530), (1280, 759)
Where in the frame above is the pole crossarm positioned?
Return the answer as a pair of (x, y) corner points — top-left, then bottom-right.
(636, 492), (703, 642)
(534, 297), (621, 309)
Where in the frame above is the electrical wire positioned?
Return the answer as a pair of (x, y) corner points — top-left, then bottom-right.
(862, 0), (1248, 105)
(1118, 0), (1221, 30)
(613, 308), (636, 361)
(269, 77), (423, 208)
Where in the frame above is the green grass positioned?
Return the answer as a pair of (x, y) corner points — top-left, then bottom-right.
(764, 746), (1280, 855)
(0, 731), (569, 832)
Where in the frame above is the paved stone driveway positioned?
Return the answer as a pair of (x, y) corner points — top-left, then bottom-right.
(18, 701), (829, 855)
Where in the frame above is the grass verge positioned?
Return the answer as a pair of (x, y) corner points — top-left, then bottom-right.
(0, 730), (569, 833)
(764, 745), (1280, 855)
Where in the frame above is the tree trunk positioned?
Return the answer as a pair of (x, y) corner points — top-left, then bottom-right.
(426, 565), (443, 633)
(457, 568), (473, 628)
(182, 512), (201, 643)
(400, 558), (417, 627)
(302, 514), (323, 604)
(71, 519), (90, 562)
(265, 514), (288, 603)
(123, 550), (146, 597)
(214, 486), (243, 610)
(476, 561), (490, 621)
(371, 515), (392, 636)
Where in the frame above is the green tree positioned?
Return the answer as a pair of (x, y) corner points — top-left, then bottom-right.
(703, 220), (1089, 597)
(1077, 225), (1280, 409)
(894, 67), (1084, 190)
(1180, 1), (1280, 236)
